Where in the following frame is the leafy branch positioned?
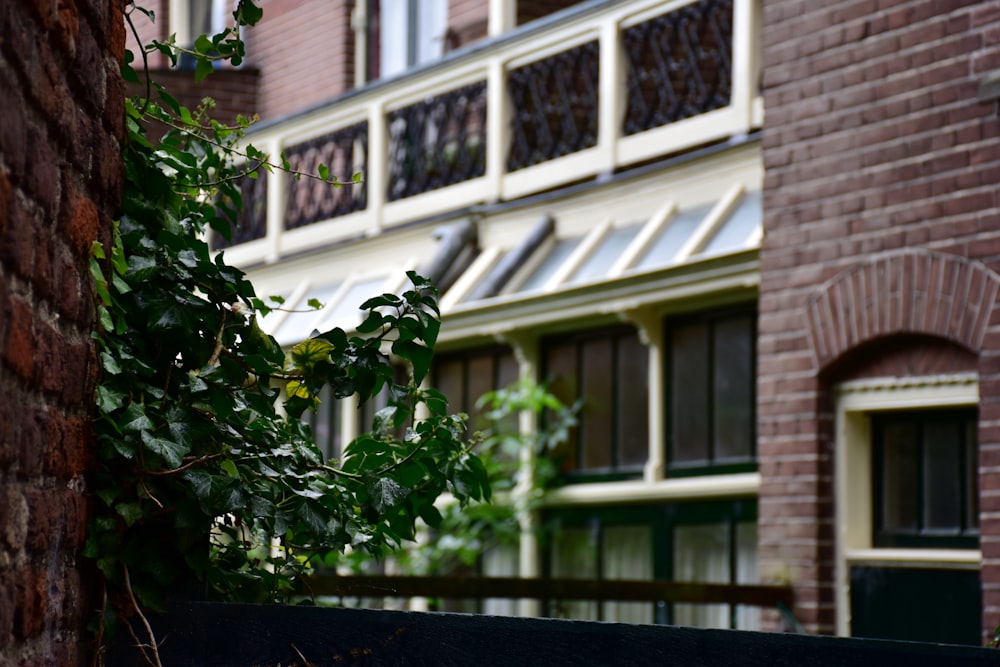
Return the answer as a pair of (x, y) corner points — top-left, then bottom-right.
(87, 3), (490, 662)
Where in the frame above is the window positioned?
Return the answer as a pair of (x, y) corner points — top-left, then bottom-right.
(303, 384), (343, 462)
(432, 346), (519, 432)
(834, 374), (981, 643)
(542, 326), (648, 478)
(188, 0), (227, 42)
(368, 0), (447, 80)
(872, 409), (978, 549)
(666, 310), (755, 472)
(544, 501), (758, 629)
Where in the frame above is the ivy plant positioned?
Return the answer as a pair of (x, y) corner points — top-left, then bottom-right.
(335, 378), (577, 583)
(88, 2), (489, 663)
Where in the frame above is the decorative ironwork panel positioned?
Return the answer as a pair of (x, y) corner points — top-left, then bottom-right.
(623, 0), (733, 136)
(212, 170), (268, 249)
(387, 81), (487, 202)
(507, 41), (599, 172)
(284, 122), (368, 229)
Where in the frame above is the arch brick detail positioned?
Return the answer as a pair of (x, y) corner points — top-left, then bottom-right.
(805, 249), (1000, 371)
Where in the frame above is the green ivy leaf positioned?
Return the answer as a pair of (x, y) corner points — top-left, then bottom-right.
(369, 477), (408, 513)
(141, 430), (189, 469)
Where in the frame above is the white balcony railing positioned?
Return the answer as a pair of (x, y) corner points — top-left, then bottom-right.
(221, 0), (762, 267)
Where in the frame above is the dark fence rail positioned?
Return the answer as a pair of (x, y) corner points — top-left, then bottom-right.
(107, 601), (999, 666)
(303, 574), (793, 608)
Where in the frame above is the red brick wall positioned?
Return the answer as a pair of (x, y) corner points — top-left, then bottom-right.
(243, 0), (355, 120)
(124, 0), (169, 68)
(447, 0), (488, 49)
(0, 0), (123, 662)
(517, 0), (579, 25)
(128, 67), (260, 143)
(759, 0), (1000, 636)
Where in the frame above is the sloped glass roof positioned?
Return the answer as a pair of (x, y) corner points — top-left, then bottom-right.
(634, 204), (713, 271)
(568, 223), (643, 285)
(253, 186), (761, 346)
(272, 283), (341, 346)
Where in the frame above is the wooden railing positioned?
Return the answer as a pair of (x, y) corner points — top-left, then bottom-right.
(223, 0), (762, 266)
(303, 574), (793, 609)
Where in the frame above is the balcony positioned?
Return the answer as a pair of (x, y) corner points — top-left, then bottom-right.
(221, 0), (762, 267)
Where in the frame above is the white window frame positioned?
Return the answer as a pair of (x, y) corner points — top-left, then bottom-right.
(833, 372), (981, 636)
(170, 0), (228, 48)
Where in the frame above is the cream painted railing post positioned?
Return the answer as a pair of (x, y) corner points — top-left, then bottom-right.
(498, 331), (542, 618)
(597, 16), (623, 174)
(621, 309), (665, 482)
(486, 56), (507, 204)
(264, 137), (285, 262)
(488, 0), (515, 37)
(366, 100), (387, 234)
(730, 0), (760, 135)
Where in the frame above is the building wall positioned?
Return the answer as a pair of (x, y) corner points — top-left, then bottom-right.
(0, 0), (123, 663)
(448, 0), (488, 49)
(244, 0), (356, 120)
(759, 0), (1000, 635)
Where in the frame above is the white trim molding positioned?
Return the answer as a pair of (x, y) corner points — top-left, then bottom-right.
(834, 373), (980, 636)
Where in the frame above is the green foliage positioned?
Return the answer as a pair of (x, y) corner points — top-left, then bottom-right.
(344, 379), (577, 577)
(90, 1), (490, 649)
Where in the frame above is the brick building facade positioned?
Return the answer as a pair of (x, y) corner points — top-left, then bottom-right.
(151, 0), (1000, 644)
(2, 0), (998, 659)
(759, 0), (1000, 638)
(0, 0), (123, 663)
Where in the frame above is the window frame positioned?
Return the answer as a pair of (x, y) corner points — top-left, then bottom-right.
(367, 0), (447, 81)
(540, 324), (650, 482)
(542, 499), (758, 628)
(833, 373), (981, 637)
(870, 408), (979, 549)
(664, 307), (757, 476)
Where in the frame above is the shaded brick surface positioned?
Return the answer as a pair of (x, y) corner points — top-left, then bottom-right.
(0, 0), (122, 662)
(760, 0), (1000, 638)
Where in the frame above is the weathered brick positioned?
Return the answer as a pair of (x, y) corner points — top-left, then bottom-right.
(762, 0), (1000, 637)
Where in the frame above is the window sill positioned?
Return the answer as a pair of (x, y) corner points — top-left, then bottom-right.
(542, 472), (760, 507)
(845, 548), (981, 570)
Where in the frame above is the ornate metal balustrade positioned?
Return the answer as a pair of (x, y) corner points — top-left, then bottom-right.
(284, 122), (368, 229)
(387, 81), (487, 202)
(506, 40), (600, 172)
(230, 0), (759, 262)
(213, 170), (268, 249)
(623, 0), (733, 135)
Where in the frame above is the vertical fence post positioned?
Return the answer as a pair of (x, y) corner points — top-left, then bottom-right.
(367, 100), (387, 234)
(486, 56), (507, 204)
(597, 16), (623, 176)
(265, 136), (285, 262)
(730, 0), (760, 135)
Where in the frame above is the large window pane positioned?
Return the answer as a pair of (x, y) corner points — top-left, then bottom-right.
(874, 409), (978, 547)
(735, 521), (760, 630)
(602, 525), (653, 624)
(923, 419), (962, 533)
(668, 310), (756, 471)
(618, 332), (649, 467)
(545, 341), (579, 472)
(543, 328), (648, 477)
(545, 502), (757, 629)
(550, 527), (598, 620)
(671, 322), (709, 464)
(581, 338), (614, 470)
(673, 522), (730, 628)
(713, 315), (754, 461)
(880, 422), (919, 534)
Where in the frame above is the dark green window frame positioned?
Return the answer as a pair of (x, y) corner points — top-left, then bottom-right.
(541, 325), (649, 481)
(432, 345), (519, 433)
(665, 308), (756, 475)
(871, 408), (979, 549)
(542, 500), (757, 627)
